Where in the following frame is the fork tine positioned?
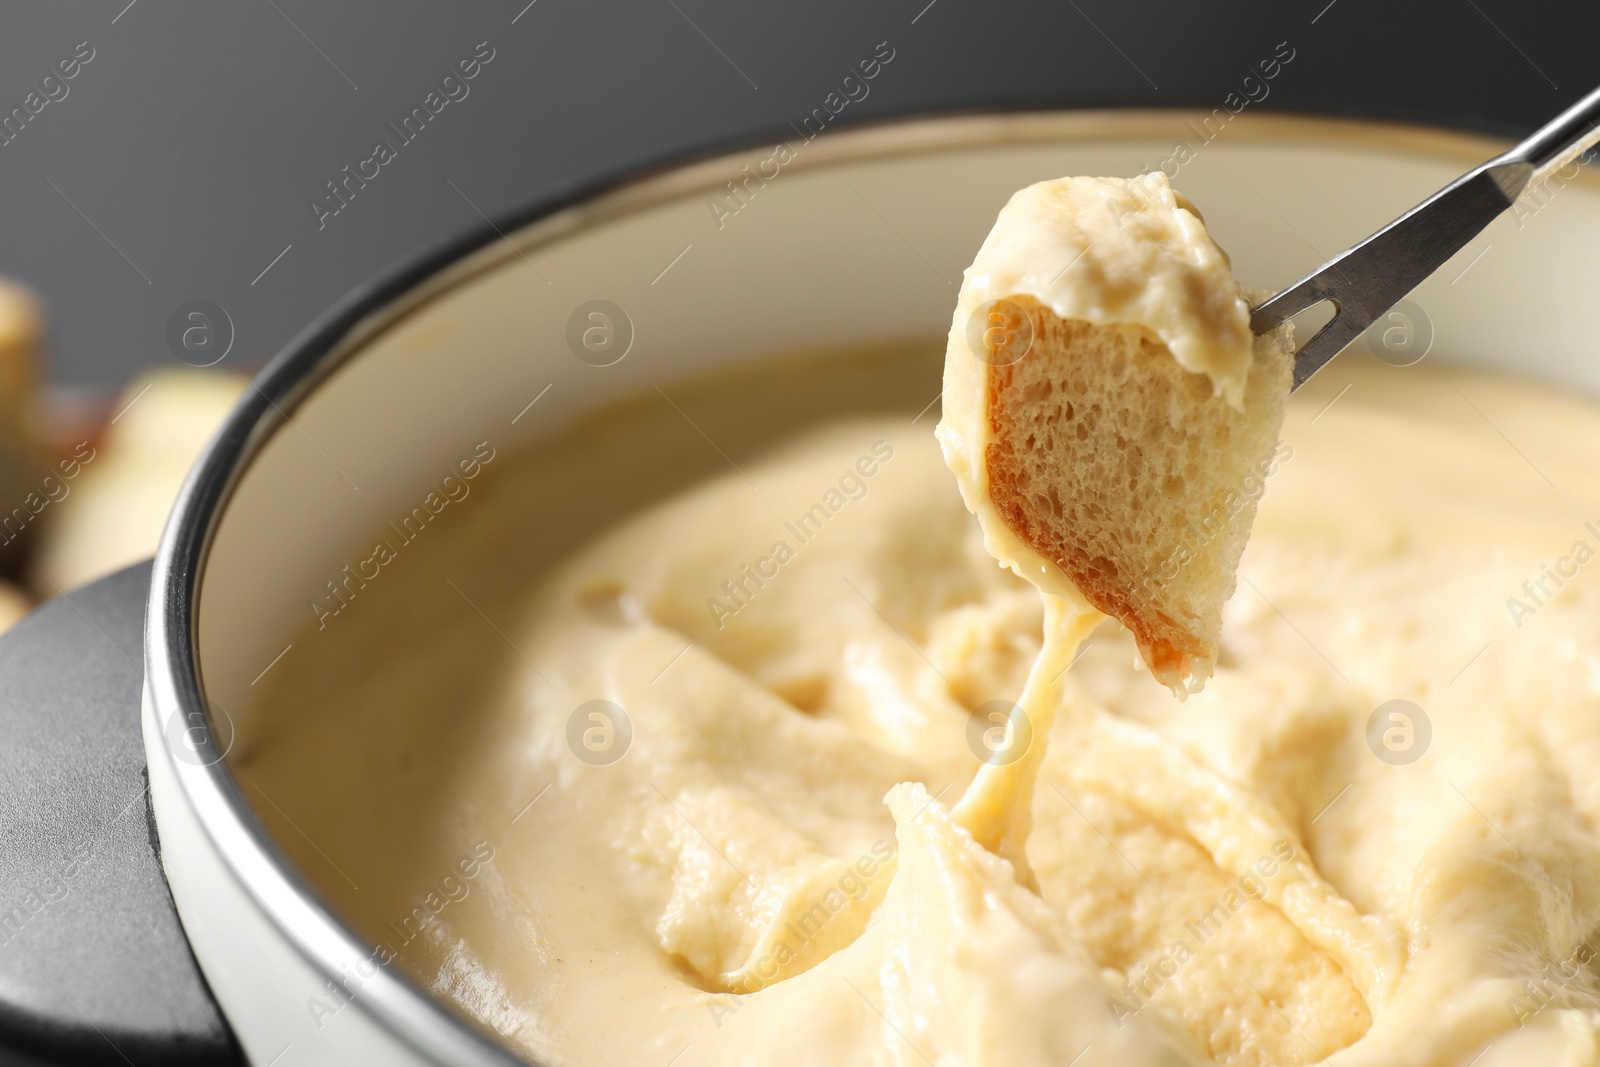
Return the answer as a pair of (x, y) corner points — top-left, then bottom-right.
(1255, 81), (1600, 393)
(1256, 166), (1512, 392)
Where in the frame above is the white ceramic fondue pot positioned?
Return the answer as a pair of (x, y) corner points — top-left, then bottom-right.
(136, 113), (1600, 1065)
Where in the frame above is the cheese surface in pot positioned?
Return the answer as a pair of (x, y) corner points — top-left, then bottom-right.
(238, 341), (1600, 1066)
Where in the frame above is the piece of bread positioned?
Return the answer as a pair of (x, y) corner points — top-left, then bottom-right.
(0, 280), (41, 412)
(982, 296), (1290, 691)
(939, 175), (1293, 694)
(0, 280), (47, 534)
(31, 368), (247, 594)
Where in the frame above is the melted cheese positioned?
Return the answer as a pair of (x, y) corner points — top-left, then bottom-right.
(239, 356), (1600, 1067)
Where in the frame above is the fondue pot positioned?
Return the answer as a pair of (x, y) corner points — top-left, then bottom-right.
(2, 112), (1597, 1065)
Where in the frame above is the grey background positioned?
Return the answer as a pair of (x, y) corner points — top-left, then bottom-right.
(0, 0), (1594, 389)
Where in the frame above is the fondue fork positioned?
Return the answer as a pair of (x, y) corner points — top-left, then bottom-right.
(1253, 82), (1600, 391)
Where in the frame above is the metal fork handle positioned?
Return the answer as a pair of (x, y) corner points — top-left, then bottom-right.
(1253, 82), (1600, 391)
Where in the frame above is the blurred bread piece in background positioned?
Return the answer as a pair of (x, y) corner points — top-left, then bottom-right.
(0, 281), (49, 531)
(0, 280), (49, 633)
(0, 279), (246, 627)
(0, 581), (32, 632)
(31, 368), (247, 595)
(0, 281), (41, 410)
